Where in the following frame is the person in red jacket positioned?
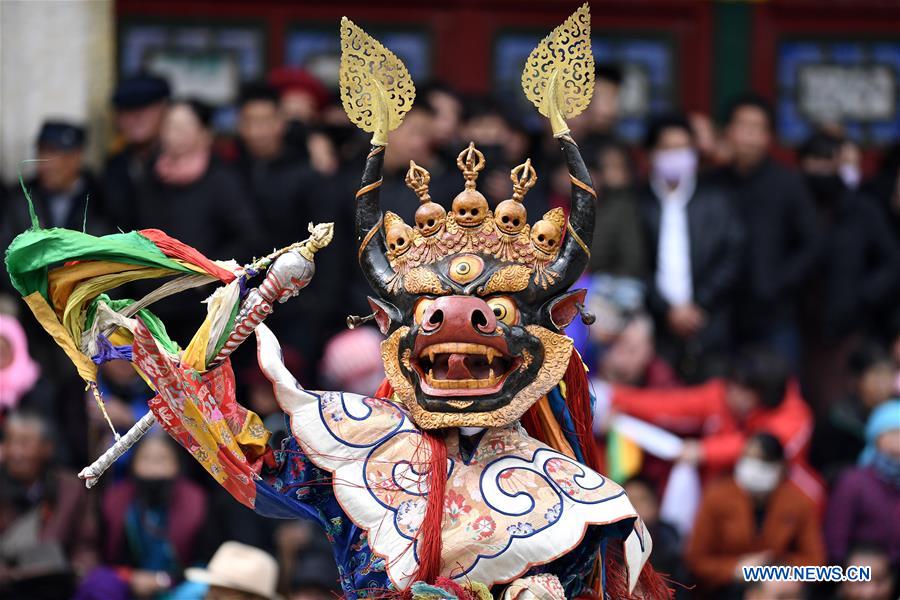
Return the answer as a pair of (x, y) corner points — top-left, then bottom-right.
(608, 349), (822, 502)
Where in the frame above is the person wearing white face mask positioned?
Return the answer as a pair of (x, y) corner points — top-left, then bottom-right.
(639, 114), (744, 382)
(839, 139), (863, 190)
(685, 433), (825, 598)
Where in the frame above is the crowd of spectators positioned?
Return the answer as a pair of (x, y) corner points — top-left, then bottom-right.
(0, 60), (898, 599)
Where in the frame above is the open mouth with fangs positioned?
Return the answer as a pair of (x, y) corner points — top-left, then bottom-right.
(411, 342), (521, 397)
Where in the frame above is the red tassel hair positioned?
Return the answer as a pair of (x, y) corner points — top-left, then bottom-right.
(373, 378), (446, 587)
(522, 350), (603, 473)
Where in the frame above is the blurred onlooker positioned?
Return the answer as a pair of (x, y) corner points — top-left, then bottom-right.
(103, 74), (171, 229)
(688, 111), (730, 167)
(712, 94), (821, 364)
(838, 138), (864, 190)
(639, 113), (743, 382)
(686, 433), (825, 598)
(101, 432), (207, 598)
(5, 121), (109, 240)
(863, 142), (900, 238)
(461, 98), (536, 209)
(287, 538), (342, 600)
(381, 104), (456, 217)
(234, 82), (325, 252)
(588, 141), (646, 279)
(421, 81), (464, 165)
(136, 99), (261, 259)
(610, 348), (813, 477)
(596, 313), (679, 389)
(185, 540), (279, 600)
(319, 326), (385, 396)
(134, 99), (262, 341)
(270, 67), (329, 128)
(0, 410), (97, 597)
(797, 132), (900, 411)
(743, 578), (807, 600)
(87, 360), (153, 477)
(623, 476), (683, 579)
(825, 400), (900, 569)
(810, 344), (896, 483)
(835, 544), (897, 600)
(269, 67), (336, 175)
(889, 316), (900, 396)
(572, 63), (623, 153)
(0, 313), (40, 415)
(232, 81), (336, 370)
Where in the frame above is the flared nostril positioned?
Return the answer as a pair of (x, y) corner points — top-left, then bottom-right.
(426, 309), (444, 329)
(471, 309), (489, 330)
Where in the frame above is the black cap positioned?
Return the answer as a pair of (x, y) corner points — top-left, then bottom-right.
(36, 121), (86, 150)
(112, 74), (171, 109)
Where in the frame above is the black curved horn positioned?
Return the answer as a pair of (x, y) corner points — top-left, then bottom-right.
(527, 135), (596, 304)
(355, 145), (415, 313)
(355, 145), (396, 299)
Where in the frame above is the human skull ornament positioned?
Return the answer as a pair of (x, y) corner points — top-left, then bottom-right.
(355, 131), (596, 431)
(386, 221), (414, 256)
(494, 199), (527, 234)
(531, 219), (562, 255)
(452, 189), (489, 227)
(415, 201), (446, 236)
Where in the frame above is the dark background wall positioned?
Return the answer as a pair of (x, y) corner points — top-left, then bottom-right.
(116, 0), (900, 168)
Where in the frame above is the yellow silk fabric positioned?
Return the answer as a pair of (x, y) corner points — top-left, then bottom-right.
(22, 292), (97, 382)
(532, 395), (577, 460)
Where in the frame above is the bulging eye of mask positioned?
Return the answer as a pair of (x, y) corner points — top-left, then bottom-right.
(652, 148), (697, 185)
(734, 456), (781, 494)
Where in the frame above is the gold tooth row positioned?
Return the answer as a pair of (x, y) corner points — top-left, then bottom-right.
(419, 342), (502, 364)
(424, 370), (501, 389)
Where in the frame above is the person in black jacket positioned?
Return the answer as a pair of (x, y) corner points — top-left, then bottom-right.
(233, 83), (328, 249)
(1, 122), (112, 467)
(232, 82), (340, 385)
(2, 122), (111, 295)
(134, 99), (262, 344)
(711, 94), (821, 364)
(639, 114), (743, 381)
(102, 74), (170, 230)
(797, 131), (900, 412)
(5, 121), (110, 238)
(136, 99), (261, 262)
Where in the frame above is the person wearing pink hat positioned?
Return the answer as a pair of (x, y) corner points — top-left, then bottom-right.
(319, 326), (385, 396)
(0, 313), (40, 412)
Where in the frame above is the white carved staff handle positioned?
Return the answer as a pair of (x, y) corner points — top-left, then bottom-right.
(78, 224), (334, 488)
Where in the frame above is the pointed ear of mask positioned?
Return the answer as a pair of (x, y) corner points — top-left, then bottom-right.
(367, 296), (401, 335)
(545, 289), (587, 331)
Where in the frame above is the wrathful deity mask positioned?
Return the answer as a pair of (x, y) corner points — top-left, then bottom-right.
(354, 142), (595, 429)
(340, 8), (597, 429)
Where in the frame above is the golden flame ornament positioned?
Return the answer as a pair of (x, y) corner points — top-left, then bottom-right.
(521, 3), (595, 137)
(339, 17), (416, 145)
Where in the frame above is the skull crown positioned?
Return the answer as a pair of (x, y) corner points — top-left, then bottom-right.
(384, 142), (570, 272)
